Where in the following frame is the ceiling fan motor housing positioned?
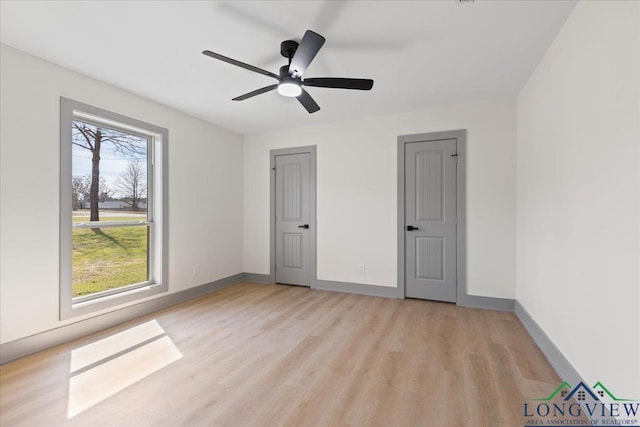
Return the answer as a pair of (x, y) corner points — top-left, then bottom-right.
(279, 65), (291, 78)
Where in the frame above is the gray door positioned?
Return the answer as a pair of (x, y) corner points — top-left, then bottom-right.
(405, 139), (457, 302)
(275, 153), (311, 286)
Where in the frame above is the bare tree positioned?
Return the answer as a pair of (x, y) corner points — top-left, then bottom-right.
(97, 177), (114, 202)
(72, 175), (113, 210)
(72, 176), (89, 210)
(115, 160), (147, 211)
(72, 121), (146, 221)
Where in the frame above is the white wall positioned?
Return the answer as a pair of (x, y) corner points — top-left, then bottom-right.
(516, 1), (639, 397)
(244, 98), (517, 298)
(0, 44), (244, 344)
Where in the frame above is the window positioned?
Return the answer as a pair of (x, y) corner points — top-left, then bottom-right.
(60, 98), (168, 319)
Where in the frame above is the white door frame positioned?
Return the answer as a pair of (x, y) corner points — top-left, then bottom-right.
(397, 130), (466, 303)
(270, 146), (317, 286)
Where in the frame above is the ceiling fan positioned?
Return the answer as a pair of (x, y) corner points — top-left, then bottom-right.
(202, 30), (374, 114)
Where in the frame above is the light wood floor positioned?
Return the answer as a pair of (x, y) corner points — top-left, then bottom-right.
(1, 282), (562, 426)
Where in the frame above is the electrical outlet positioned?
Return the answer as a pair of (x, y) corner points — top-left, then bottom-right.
(192, 264), (199, 276)
(359, 264), (366, 274)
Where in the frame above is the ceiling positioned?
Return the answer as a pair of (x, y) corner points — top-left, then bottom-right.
(0, 1), (576, 134)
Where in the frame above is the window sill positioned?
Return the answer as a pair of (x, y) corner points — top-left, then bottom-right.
(63, 282), (167, 320)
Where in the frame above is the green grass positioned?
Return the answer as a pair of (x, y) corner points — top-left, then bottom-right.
(72, 214), (148, 297)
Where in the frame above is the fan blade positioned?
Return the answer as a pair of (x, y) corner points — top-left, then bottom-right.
(303, 78), (374, 90)
(202, 50), (279, 80)
(289, 30), (326, 77)
(297, 89), (320, 114)
(232, 85), (279, 101)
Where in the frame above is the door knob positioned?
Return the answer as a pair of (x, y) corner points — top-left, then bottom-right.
(298, 224), (310, 229)
(406, 225), (419, 231)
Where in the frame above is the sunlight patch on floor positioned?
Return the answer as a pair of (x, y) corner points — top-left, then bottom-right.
(70, 320), (166, 372)
(67, 320), (182, 419)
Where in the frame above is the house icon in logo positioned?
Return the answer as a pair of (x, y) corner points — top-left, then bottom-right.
(592, 382), (635, 402)
(533, 381), (635, 402)
(533, 381), (572, 401)
(564, 382), (600, 402)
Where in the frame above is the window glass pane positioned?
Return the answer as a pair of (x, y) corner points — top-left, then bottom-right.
(71, 119), (150, 299)
(71, 120), (148, 222)
(72, 225), (149, 298)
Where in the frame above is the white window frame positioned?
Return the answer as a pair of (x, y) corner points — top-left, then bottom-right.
(60, 97), (169, 320)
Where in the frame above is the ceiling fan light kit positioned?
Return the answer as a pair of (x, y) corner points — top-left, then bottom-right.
(277, 80), (302, 97)
(277, 65), (301, 97)
(203, 30), (374, 113)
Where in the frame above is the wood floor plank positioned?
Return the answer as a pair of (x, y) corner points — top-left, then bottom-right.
(0, 282), (565, 426)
